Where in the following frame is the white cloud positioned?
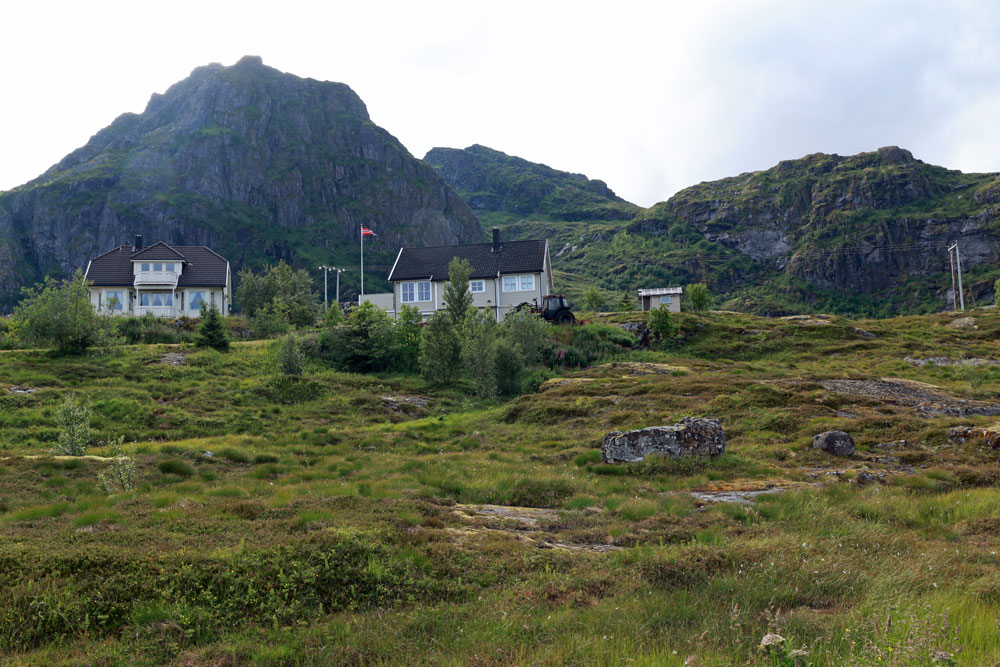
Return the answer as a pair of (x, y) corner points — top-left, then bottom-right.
(1, 0), (998, 206)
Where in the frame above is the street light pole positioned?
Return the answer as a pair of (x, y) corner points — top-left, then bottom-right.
(334, 267), (344, 306)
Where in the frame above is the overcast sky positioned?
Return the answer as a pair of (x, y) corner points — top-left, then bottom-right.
(2, 0), (999, 207)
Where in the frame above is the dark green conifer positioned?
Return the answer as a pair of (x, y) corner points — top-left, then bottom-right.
(196, 304), (230, 351)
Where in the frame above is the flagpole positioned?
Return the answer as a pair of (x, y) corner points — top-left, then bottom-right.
(360, 227), (364, 300)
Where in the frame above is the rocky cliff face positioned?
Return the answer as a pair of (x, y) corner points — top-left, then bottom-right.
(624, 147), (1000, 313)
(0, 56), (482, 310)
(425, 144), (640, 221)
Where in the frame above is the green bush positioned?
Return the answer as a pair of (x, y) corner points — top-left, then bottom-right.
(236, 261), (319, 327)
(253, 454), (280, 464)
(687, 283), (712, 312)
(158, 459), (195, 477)
(420, 311), (462, 386)
(11, 271), (117, 354)
(53, 395), (92, 456)
(275, 334), (304, 376)
(647, 306), (679, 346)
(116, 313), (186, 344)
(98, 436), (136, 493)
(219, 447), (251, 464)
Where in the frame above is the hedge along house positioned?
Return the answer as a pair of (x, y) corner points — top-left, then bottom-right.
(376, 228), (553, 322)
(83, 235), (231, 318)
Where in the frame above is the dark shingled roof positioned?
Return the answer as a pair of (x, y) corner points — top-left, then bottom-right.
(84, 243), (228, 287)
(388, 239), (548, 282)
(130, 241), (186, 261)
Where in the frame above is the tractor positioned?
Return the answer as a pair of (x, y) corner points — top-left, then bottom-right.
(515, 294), (576, 325)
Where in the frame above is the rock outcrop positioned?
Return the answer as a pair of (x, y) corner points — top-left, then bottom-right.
(600, 417), (726, 463)
(0, 56), (483, 310)
(812, 430), (856, 457)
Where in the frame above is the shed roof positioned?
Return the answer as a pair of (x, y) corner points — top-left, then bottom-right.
(388, 239), (548, 282)
(638, 287), (683, 297)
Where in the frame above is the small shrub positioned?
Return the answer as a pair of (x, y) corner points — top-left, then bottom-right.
(53, 394), (92, 456)
(275, 334), (304, 376)
(647, 306), (679, 345)
(219, 447), (251, 463)
(253, 454), (280, 464)
(158, 459), (195, 478)
(686, 283), (711, 312)
(98, 436), (136, 493)
(507, 478), (575, 508)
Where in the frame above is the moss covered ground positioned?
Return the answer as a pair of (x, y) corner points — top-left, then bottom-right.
(3, 309), (1000, 664)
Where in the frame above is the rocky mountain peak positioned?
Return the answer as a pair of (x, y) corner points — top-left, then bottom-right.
(0, 58), (481, 310)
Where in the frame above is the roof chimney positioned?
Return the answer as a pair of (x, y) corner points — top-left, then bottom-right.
(134, 234), (143, 251)
(492, 227), (500, 253)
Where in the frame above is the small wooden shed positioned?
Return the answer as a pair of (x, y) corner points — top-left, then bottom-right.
(638, 287), (683, 312)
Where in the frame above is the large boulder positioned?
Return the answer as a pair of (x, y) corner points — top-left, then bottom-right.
(812, 430), (856, 456)
(600, 417), (726, 463)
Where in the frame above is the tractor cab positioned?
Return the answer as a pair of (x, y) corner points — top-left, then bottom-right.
(540, 294), (575, 325)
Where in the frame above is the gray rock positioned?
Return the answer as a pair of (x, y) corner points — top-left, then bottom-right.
(856, 471), (884, 485)
(600, 417), (726, 463)
(852, 327), (876, 339)
(812, 430), (856, 456)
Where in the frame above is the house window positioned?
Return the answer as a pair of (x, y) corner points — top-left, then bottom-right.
(502, 275), (535, 292)
(165, 263), (175, 272)
(401, 281), (432, 303)
(153, 263), (163, 271)
(189, 291), (205, 311)
(105, 291), (124, 311)
(659, 295), (672, 305)
(470, 280), (485, 293)
(140, 292), (174, 307)
(141, 263), (150, 271)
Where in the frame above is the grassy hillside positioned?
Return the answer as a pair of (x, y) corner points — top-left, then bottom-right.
(3, 309), (1000, 663)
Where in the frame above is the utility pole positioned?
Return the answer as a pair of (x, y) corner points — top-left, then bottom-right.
(955, 241), (965, 313)
(319, 265), (331, 312)
(948, 245), (957, 311)
(334, 267), (344, 306)
(948, 243), (966, 312)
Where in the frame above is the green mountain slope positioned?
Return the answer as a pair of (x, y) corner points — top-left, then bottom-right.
(424, 144), (640, 222)
(429, 145), (1000, 316)
(0, 56), (483, 310)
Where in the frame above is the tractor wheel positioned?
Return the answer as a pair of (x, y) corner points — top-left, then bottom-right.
(555, 310), (575, 325)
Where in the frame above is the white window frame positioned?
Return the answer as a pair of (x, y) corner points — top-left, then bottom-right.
(502, 274), (536, 292)
(189, 291), (206, 311)
(105, 290), (125, 311)
(401, 281), (433, 303)
(470, 280), (485, 293)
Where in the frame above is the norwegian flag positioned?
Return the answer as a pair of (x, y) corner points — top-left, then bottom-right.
(361, 226), (376, 236)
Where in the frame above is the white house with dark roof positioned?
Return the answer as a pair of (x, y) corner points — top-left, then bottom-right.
(373, 228), (553, 322)
(84, 235), (231, 318)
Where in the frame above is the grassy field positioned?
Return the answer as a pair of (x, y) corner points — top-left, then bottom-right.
(3, 309), (1000, 664)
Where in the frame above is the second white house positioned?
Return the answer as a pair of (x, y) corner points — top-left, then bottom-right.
(367, 228), (553, 322)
